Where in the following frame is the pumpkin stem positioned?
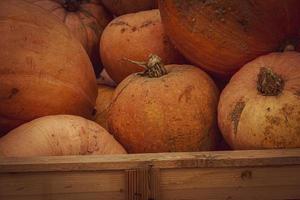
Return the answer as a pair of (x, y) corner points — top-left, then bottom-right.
(63, 0), (81, 12)
(257, 67), (284, 96)
(125, 54), (168, 78)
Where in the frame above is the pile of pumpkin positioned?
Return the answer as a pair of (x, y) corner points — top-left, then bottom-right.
(0, 0), (299, 157)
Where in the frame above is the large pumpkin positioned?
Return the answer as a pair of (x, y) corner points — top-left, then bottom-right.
(108, 55), (219, 153)
(102, 0), (157, 16)
(26, 0), (112, 76)
(100, 9), (185, 84)
(218, 52), (300, 149)
(159, 0), (300, 76)
(0, 0), (97, 135)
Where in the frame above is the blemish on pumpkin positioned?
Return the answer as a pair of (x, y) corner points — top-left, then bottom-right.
(266, 107), (271, 112)
(110, 20), (130, 27)
(178, 85), (195, 103)
(265, 115), (281, 126)
(230, 101), (246, 135)
(140, 20), (155, 28)
(120, 28), (126, 33)
(131, 26), (137, 32)
(241, 170), (252, 180)
(64, 185), (72, 189)
(8, 88), (19, 99)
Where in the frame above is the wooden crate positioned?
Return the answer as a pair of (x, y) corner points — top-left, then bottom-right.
(1, 149), (300, 200)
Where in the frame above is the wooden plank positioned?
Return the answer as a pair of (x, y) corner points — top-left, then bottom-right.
(0, 171), (125, 200)
(1, 149), (300, 172)
(160, 166), (300, 200)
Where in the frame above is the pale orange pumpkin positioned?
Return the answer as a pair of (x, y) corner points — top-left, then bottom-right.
(218, 52), (300, 150)
(0, 0), (97, 135)
(0, 115), (126, 157)
(108, 55), (219, 153)
(159, 0), (300, 77)
(26, 0), (112, 75)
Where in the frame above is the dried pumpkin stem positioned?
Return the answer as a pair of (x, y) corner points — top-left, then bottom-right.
(125, 54), (168, 78)
(257, 67), (284, 96)
(63, 0), (81, 12)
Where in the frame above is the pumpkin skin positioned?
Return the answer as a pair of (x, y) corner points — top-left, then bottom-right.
(0, 0), (97, 135)
(94, 84), (114, 130)
(218, 52), (300, 150)
(0, 115), (126, 157)
(108, 62), (219, 153)
(159, 0), (300, 76)
(26, 0), (112, 76)
(100, 9), (185, 84)
(102, 0), (157, 16)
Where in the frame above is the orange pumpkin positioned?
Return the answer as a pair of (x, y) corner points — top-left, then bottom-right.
(100, 9), (185, 84)
(218, 52), (300, 149)
(102, 0), (157, 16)
(159, 0), (300, 76)
(108, 55), (219, 153)
(26, 0), (112, 75)
(0, 0), (97, 135)
(94, 84), (115, 130)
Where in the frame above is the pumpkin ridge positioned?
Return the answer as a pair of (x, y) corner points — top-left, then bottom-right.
(79, 6), (103, 28)
(75, 11), (90, 38)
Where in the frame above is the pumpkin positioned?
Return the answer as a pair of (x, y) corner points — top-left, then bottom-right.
(108, 55), (219, 153)
(0, 0), (97, 135)
(100, 9), (185, 84)
(26, 0), (112, 76)
(158, 0), (300, 76)
(94, 84), (115, 130)
(0, 115), (126, 157)
(101, 0), (157, 16)
(218, 52), (300, 150)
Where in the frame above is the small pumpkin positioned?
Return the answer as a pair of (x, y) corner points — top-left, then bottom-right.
(26, 0), (112, 76)
(101, 0), (157, 16)
(94, 84), (115, 130)
(0, 0), (97, 135)
(108, 55), (219, 153)
(0, 115), (126, 157)
(100, 9), (185, 84)
(159, 0), (300, 76)
(218, 52), (300, 150)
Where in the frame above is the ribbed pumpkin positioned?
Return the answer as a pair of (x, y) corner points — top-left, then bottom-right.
(218, 52), (300, 149)
(159, 0), (300, 76)
(108, 55), (219, 153)
(0, 0), (97, 135)
(26, 0), (112, 76)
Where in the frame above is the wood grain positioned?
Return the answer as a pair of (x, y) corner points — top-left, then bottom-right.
(1, 149), (300, 172)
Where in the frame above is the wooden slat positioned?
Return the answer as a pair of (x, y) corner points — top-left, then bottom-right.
(0, 171), (125, 200)
(160, 165), (300, 200)
(1, 149), (300, 172)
